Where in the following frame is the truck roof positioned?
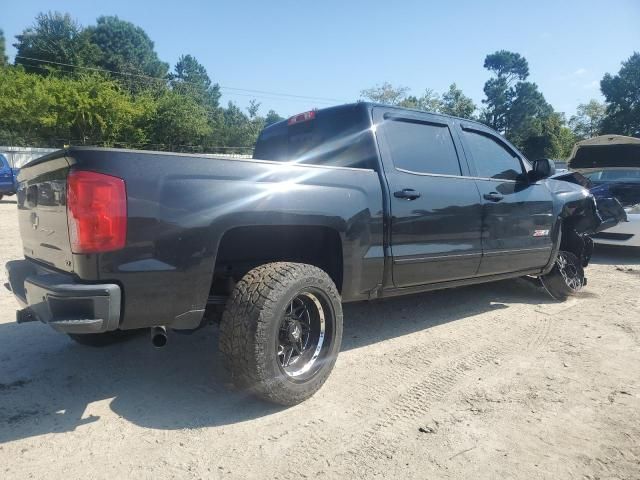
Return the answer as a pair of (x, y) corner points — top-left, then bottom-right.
(265, 102), (488, 133)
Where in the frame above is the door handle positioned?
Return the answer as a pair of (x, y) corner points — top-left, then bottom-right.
(394, 188), (421, 200)
(483, 192), (504, 202)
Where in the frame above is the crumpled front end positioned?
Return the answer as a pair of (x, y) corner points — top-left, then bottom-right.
(547, 172), (627, 267)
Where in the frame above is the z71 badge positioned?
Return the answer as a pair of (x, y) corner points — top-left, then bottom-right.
(533, 229), (550, 237)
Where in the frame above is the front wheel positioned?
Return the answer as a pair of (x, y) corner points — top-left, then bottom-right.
(540, 251), (585, 301)
(219, 262), (343, 405)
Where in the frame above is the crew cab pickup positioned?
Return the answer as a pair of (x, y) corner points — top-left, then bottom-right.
(5, 103), (625, 405)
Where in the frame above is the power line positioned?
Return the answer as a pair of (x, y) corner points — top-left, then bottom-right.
(14, 55), (349, 105)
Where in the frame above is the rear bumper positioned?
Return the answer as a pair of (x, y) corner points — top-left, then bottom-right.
(5, 259), (121, 334)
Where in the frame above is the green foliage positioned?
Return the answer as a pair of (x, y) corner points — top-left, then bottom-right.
(483, 50), (529, 84)
(2, 11), (280, 153)
(360, 82), (410, 106)
(171, 54), (221, 109)
(481, 50), (550, 137)
(398, 89), (443, 112)
(519, 113), (576, 160)
(149, 89), (212, 150)
(215, 101), (265, 153)
(361, 83), (475, 118)
(440, 83), (476, 119)
(83, 16), (169, 78)
(569, 99), (606, 140)
(0, 67), (152, 146)
(13, 11), (95, 73)
(264, 110), (284, 126)
(0, 29), (7, 66)
(480, 50), (571, 158)
(600, 52), (640, 137)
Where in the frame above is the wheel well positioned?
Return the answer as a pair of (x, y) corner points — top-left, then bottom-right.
(211, 225), (343, 295)
(560, 222), (594, 267)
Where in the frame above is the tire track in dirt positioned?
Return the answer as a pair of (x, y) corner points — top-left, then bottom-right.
(336, 311), (552, 478)
(526, 314), (552, 351)
(275, 302), (550, 479)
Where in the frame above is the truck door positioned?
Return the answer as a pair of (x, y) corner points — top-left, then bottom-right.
(457, 124), (555, 275)
(374, 108), (483, 288)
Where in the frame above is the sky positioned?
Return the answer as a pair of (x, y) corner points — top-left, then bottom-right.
(2, 0), (639, 118)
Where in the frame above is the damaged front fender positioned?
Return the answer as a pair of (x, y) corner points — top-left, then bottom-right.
(545, 172), (627, 268)
(549, 172), (628, 233)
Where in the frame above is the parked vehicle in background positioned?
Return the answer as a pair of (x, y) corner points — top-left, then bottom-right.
(0, 154), (19, 200)
(4, 103), (627, 405)
(568, 135), (640, 248)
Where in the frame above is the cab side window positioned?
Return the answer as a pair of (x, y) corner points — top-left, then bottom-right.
(384, 118), (462, 176)
(463, 130), (523, 181)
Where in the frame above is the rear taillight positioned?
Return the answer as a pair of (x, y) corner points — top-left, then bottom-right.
(67, 170), (127, 254)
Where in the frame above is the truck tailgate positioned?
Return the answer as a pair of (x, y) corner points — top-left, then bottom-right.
(16, 152), (74, 272)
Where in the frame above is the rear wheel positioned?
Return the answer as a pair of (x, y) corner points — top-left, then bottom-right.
(540, 251), (585, 301)
(68, 329), (140, 347)
(219, 262), (343, 405)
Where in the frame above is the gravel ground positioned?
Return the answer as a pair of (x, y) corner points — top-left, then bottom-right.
(0, 197), (639, 479)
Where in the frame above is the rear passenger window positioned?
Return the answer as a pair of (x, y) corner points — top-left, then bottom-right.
(463, 130), (523, 181)
(384, 119), (462, 176)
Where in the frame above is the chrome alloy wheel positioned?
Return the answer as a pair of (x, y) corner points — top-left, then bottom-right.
(276, 291), (326, 379)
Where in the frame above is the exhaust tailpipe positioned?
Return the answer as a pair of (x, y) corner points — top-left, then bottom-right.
(151, 326), (168, 348)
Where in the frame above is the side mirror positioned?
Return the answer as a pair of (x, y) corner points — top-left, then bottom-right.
(530, 158), (556, 181)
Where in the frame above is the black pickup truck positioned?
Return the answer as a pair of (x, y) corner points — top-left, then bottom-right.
(5, 103), (625, 405)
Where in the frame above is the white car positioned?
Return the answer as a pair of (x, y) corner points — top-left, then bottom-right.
(568, 135), (640, 248)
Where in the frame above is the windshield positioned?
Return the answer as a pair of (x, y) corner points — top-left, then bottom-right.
(585, 169), (640, 183)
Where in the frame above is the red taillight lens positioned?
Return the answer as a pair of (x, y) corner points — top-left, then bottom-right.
(67, 170), (127, 254)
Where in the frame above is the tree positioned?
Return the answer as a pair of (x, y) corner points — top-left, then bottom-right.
(13, 12), (95, 73)
(600, 52), (640, 136)
(0, 29), (7, 66)
(520, 113), (575, 160)
(481, 50), (532, 134)
(481, 50), (561, 159)
(83, 16), (169, 78)
(569, 99), (606, 139)
(360, 82), (410, 106)
(440, 83), (476, 119)
(483, 50), (529, 84)
(171, 54), (221, 109)
(0, 67), (152, 147)
(507, 81), (553, 141)
(264, 110), (284, 126)
(149, 89), (212, 150)
(399, 89), (442, 112)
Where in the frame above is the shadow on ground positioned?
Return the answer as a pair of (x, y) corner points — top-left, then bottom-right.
(590, 244), (640, 266)
(0, 276), (566, 443)
(0, 199), (17, 205)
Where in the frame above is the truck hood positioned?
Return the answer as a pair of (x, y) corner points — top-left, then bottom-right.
(568, 135), (640, 170)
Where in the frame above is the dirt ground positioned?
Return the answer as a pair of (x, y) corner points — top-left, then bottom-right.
(0, 198), (639, 480)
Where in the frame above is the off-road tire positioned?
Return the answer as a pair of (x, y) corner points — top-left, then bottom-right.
(219, 262), (343, 405)
(68, 330), (139, 347)
(540, 250), (585, 301)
